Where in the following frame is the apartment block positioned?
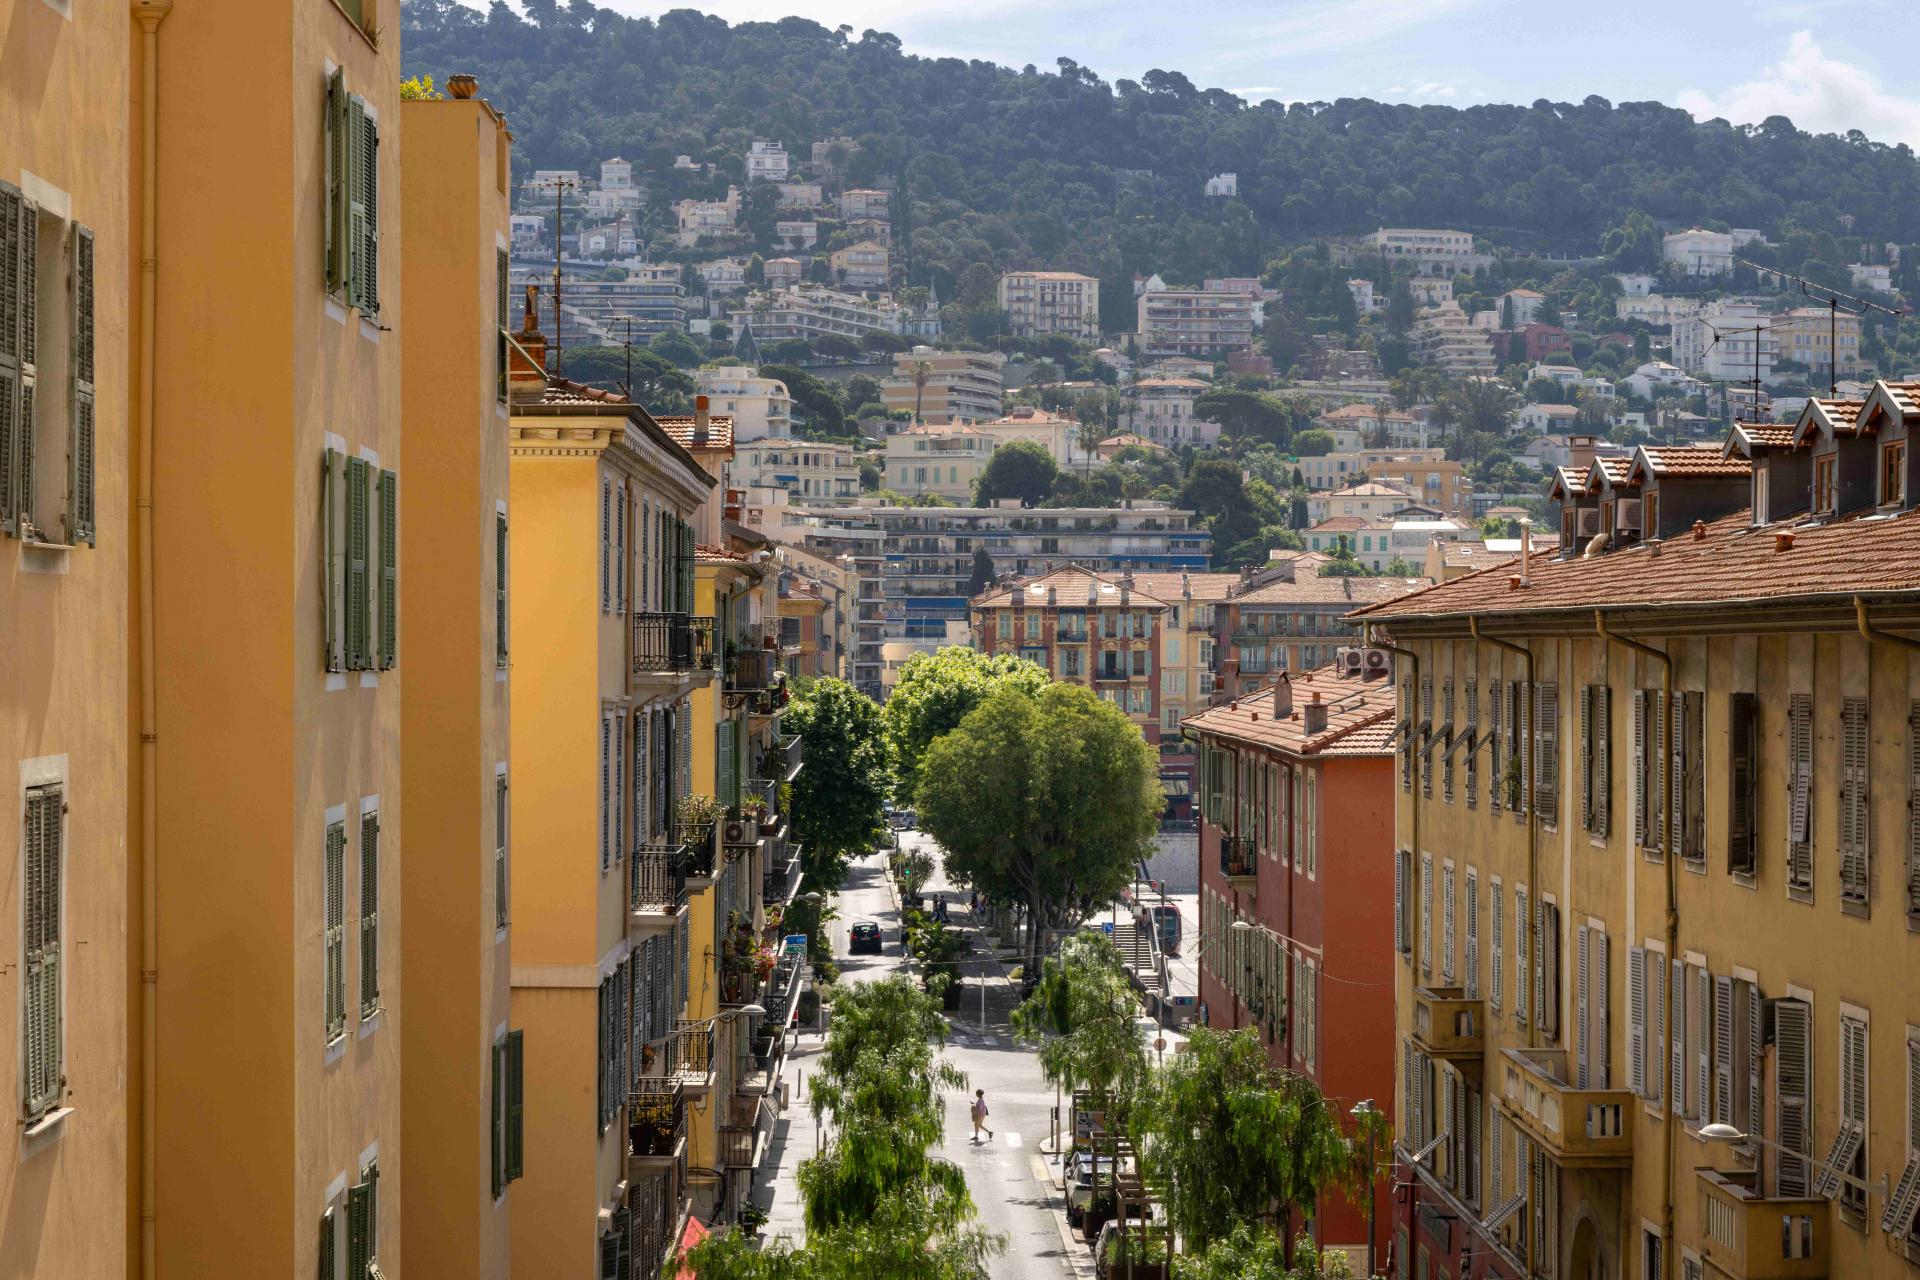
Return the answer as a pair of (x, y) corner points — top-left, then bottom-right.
(1219, 574), (1423, 696)
(998, 270), (1102, 342)
(1673, 299), (1776, 382)
(745, 140), (788, 183)
(1360, 380), (1920, 1280)
(749, 285), (938, 345)
(1411, 302), (1498, 377)
(691, 368), (794, 442)
(1365, 227), (1478, 267)
(0, 4), (127, 1275)
(1188, 666), (1400, 1269)
(506, 343), (715, 1277)
(398, 80), (517, 1280)
(829, 239), (890, 290)
(880, 346), (1006, 424)
(1137, 280), (1259, 358)
(1127, 376), (1217, 447)
(882, 422), (997, 500)
(1775, 306), (1864, 379)
(736, 437), (860, 504)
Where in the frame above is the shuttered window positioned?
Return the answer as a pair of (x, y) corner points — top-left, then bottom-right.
(1787, 693), (1814, 892)
(1441, 678), (1456, 802)
(1393, 848), (1412, 957)
(496, 512), (509, 667)
(0, 182), (29, 538)
(1399, 677), (1414, 793)
(1464, 869), (1480, 1001)
(1577, 924), (1593, 1087)
(1464, 677), (1479, 808)
(496, 247), (510, 401)
(600, 714), (613, 871)
(1775, 998), (1812, 1195)
(359, 810), (380, 1018)
(345, 456), (373, 671)
(1592, 684), (1611, 836)
(1420, 675), (1434, 798)
(346, 1162), (379, 1279)
(1636, 690), (1666, 857)
(1880, 1033), (1920, 1238)
(1673, 691), (1704, 861)
(1489, 672), (1504, 813)
(599, 480), (612, 611)
(1420, 852), (1433, 974)
(324, 819), (347, 1042)
(1728, 693), (1758, 874)
(1505, 681), (1527, 816)
(22, 784), (63, 1122)
(614, 482), (627, 613)
(377, 470), (397, 669)
(1813, 1014), (1870, 1211)
(1909, 704), (1920, 919)
(319, 1207), (336, 1280)
(1514, 886), (1529, 1028)
(1490, 880), (1505, 1010)
(1535, 683), (1559, 825)
(326, 72), (380, 314)
(1840, 697), (1870, 905)
(1538, 901), (1560, 1039)
(495, 770), (509, 928)
(68, 223), (95, 546)
(1442, 862), (1456, 982)
(1713, 975), (1736, 1126)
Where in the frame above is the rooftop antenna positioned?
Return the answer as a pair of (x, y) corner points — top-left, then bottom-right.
(1737, 257), (1907, 398)
(519, 175), (580, 375)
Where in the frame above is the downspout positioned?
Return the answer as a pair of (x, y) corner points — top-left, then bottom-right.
(1594, 611), (1676, 1271)
(131, 7), (170, 1280)
(1855, 597), (1920, 654)
(1362, 620), (1415, 1280)
(1470, 616), (1537, 1280)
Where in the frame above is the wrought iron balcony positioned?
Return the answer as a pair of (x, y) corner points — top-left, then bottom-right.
(763, 852), (803, 908)
(1219, 834), (1257, 881)
(662, 1021), (715, 1092)
(629, 845), (689, 919)
(676, 821), (718, 879)
(627, 1080), (687, 1172)
(631, 612), (717, 677)
(724, 646), (775, 693)
(770, 732), (803, 782)
(718, 1125), (755, 1170)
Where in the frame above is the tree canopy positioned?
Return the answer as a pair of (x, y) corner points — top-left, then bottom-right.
(972, 439), (1058, 506)
(785, 677), (892, 891)
(883, 647), (1051, 797)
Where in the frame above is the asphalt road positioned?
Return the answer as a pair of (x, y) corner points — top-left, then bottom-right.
(758, 833), (1077, 1278)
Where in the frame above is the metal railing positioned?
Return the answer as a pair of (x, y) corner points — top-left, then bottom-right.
(763, 852), (802, 907)
(663, 1022), (714, 1083)
(771, 733), (803, 781)
(746, 674), (789, 717)
(725, 646), (775, 693)
(718, 1125), (755, 1169)
(627, 1081), (686, 1159)
(676, 822), (718, 878)
(1219, 835), (1257, 878)
(630, 844), (689, 915)
(631, 612), (717, 675)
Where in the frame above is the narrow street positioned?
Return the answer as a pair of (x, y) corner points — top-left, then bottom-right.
(756, 833), (1081, 1278)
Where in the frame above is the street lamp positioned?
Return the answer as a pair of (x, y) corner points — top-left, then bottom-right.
(1352, 1099), (1380, 1279)
(1697, 1122), (1889, 1201)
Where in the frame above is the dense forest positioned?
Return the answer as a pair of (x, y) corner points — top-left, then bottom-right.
(402, 0), (1920, 286)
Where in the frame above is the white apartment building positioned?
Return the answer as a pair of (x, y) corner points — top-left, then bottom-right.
(696, 258), (748, 295)
(836, 188), (890, 220)
(1672, 298), (1775, 380)
(584, 157), (642, 217)
(746, 139), (790, 183)
(975, 407), (1096, 471)
(880, 347), (1007, 424)
(1126, 377), (1214, 446)
(736, 438), (861, 504)
(1408, 302), (1497, 376)
(528, 167), (582, 191)
(1622, 359), (1707, 400)
(1204, 172), (1238, 197)
(1615, 293), (1702, 326)
(1614, 271), (1657, 297)
(1347, 278), (1378, 314)
(692, 368), (795, 442)
(509, 213), (544, 247)
(1137, 279), (1258, 357)
(1409, 277), (1454, 308)
(750, 285), (939, 345)
(776, 181), (825, 210)
(674, 186), (741, 247)
(1363, 227), (1477, 267)
(1306, 480), (1414, 524)
(1662, 226), (1735, 275)
(883, 423), (998, 501)
(1850, 262), (1894, 292)
(998, 270), (1102, 341)
(1775, 305), (1864, 377)
(829, 240), (890, 290)
(1500, 288), (1545, 326)
(775, 220), (818, 250)
(763, 257), (804, 290)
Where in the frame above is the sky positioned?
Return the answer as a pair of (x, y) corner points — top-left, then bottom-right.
(455, 0), (1920, 148)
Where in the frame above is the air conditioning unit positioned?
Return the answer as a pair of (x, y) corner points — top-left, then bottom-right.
(1577, 508), (1602, 537)
(1339, 647), (1365, 672)
(1617, 499), (1642, 531)
(1364, 649), (1391, 672)
(722, 818), (754, 845)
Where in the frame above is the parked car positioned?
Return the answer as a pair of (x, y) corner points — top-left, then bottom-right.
(890, 808), (917, 831)
(1064, 1152), (1134, 1226)
(1093, 1220), (1169, 1279)
(848, 921), (883, 954)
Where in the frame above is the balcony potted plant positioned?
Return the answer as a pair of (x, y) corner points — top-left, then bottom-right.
(736, 1203), (768, 1237)
(628, 1091), (678, 1157)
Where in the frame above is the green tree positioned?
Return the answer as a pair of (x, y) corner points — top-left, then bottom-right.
(1193, 388), (1293, 447)
(1291, 428), (1335, 457)
(786, 678), (892, 892)
(1317, 541), (1370, 577)
(1175, 1226), (1354, 1280)
(1180, 458), (1261, 550)
(556, 346), (696, 413)
(1132, 1027), (1371, 1259)
(1011, 931), (1148, 1113)
(917, 683), (1160, 970)
(648, 327), (706, 368)
(965, 545), (995, 598)
(973, 439), (1058, 506)
(760, 363), (848, 436)
(883, 647), (1051, 796)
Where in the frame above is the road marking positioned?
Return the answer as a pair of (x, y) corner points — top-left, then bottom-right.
(1004, 1131), (1022, 1149)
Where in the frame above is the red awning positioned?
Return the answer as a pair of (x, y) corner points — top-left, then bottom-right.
(674, 1217), (711, 1279)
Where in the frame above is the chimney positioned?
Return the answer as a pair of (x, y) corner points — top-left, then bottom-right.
(1568, 434), (1598, 473)
(508, 282), (549, 398)
(1303, 690), (1328, 735)
(693, 395), (711, 445)
(1272, 672), (1293, 720)
(1519, 516), (1533, 586)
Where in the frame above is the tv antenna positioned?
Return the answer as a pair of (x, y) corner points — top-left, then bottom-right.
(1736, 258), (1907, 398)
(519, 175), (581, 375)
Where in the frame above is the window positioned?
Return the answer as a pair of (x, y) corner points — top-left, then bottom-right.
(1628, 945), (1664, 1109)
(1420, 852), (1433, 973)
(1881, 1032), (1920, 1238)
(1727, 693), (1757, 875)
(1464, 869), (1480, 1001)
(1576, 924), (1609, 1088)
(1161, 706), (1182, 731)
(322, 451), (394, 673)
(495, 512), (509, 667)
(1536, 900), (1560, 1039)
(325, 70), (380, 316)
(359, 809), (381, 1018)
(599, 714), (612, 871)
(1643, 1226), (1663, 1280)
(324, 819), (347, 1043)
(1644, 490), (1660, 540)
(613, 482), (626, 614)
(1535, 683), (1559, 825)
(1419, 675), (1434, 798)
(492, 1029), (525, 1196)
(1303, 774), (1317, 877)
(1787, 693), (1814, 892)
(1813, 453), (1836, 514)
(599, 479), (612, 612)
(496, 248), (510, 401)
(1489, 681), (1504, 813)
(21, 783), (63, 1122)
(1441, 678), (1456, 803)
(1514, 885), (1529, 1027)
(1884, 440), (1908, 507)
(346, 1161), (380, 1279)
(377, 469), (396, 669)
(1505, 681), (1527, 816)
(1490, 878), (1505, 1010)
(1673, 691), (1703, 862)
(1634, 689), (1666, 857)
(997, 613), (1012, 641)
(1393, 848), (1413, 957)
(1464, 678), (1479, 808)
(0, 184), (98, 547)
(494, 768), (509, 928)
(1815, 1012), (1870, 1215)
(1442, 862), (1456, 981)
(1840, 697), (1870, 905)
(1775, 997), (1813, 1195)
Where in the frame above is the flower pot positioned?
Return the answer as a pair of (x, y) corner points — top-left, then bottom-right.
(446, 73), (478, 99)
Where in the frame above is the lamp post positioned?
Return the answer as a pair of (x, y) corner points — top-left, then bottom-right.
(1698, 1122), (1889, 1202)
(1353, 1099), (1380, 1278)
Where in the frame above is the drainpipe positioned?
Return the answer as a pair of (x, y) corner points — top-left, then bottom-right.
(131, 6), (171, 1280)
(1855, 597), (1920, 654)
(1471, 615), (1539, 1280)
(1363, 620), (1416, 1279)
(1594, 610), (1676, 1272)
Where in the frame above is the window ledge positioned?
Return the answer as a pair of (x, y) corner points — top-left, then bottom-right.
(1681, 858), (1708, 877)
(1787, 885), (1814, 906)
(326, 0), (381, 52)
(1840, 897), (1869, 921)
(358, 1007), (384, 1039)
(22, 1106), (73, 1144)
(325, 1033), (348, 1066)
(1731, 870), (1757, 891)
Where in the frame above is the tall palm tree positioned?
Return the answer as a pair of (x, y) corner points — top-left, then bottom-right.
(909, 359), (933, 424)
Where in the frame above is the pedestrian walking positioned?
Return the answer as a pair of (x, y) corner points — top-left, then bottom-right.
(970, 1089), (993, 1143)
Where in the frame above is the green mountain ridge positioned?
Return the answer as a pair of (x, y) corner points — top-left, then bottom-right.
(401, 0), (1920, 286)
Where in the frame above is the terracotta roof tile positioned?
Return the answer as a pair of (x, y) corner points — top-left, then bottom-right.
(971, 564), (1171, 609)
(1631, 445), (1752, 480)
(1183, 665), (1397, 758)
(1328, 481), (1412, 499)
(1309, 516), (1372, 532)
(1230, 576), (1427, 606)
(1129, 572), (1238, 602)
(656, 415), (736, 451)
(1724, 422), (1797, 457)
(1354, 506), (1920, 623)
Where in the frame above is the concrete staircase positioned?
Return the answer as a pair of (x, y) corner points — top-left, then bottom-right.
(1110, 921), (1162, 999)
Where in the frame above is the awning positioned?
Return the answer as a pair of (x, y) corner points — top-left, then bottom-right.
(674, 1217), (711, 1279)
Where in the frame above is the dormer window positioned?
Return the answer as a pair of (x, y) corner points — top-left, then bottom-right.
(1813, 454), (1837, 514)
(1881, 440), (1906, 507)
(1642, 491), (1660, 541)
(1753, 468), (1769, 525)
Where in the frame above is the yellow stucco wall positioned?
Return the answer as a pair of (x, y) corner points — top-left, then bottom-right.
(398, 91), (514, 1280)
(0, 3), (130, 1276)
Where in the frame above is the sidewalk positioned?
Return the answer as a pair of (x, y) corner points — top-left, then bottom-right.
(753, 1024), (828, 1248)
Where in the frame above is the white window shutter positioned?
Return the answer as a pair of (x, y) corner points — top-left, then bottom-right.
(1515, 887), (1529, 1027)
(1442, 863), (1456, 981)
(1628, 945), (1646, 1097)
(1491, 887), (1505, 1010)
(1671, 957), (1685, 1114)
(1464, 870), (1479, 1001)
(1713, 975), (1736, 1126)
(1594, 931), (1610, 1088)
(1576, 925), (1591, 1088)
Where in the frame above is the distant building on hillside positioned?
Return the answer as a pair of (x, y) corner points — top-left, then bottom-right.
(1662, 226), (1735, 275)
(1204, 172), (1238, 197)
(999, 270), (1102, 341)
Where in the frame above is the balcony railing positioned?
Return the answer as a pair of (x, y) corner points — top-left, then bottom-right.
(627, 1081), (687, 1167)
(1497, 1047), (1633, 1168)
(770, 733), (804, 782)
(718, 1125), (755, 1169)
(746, 674), (790, 718)
(676, 822), (718, 879)
(630, 845), (690, 917)
(663, 1022), (715, 1089)
(631, 612), (718, 676)
(725, 647), (775, 693)
(1094, 667), (1130, 684)
(763, 852), (803, 908)
(1219, 835), (1257, 880)
(1694, 1167), (1828, 1279)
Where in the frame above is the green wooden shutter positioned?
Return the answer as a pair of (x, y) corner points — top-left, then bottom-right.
(325, 820), (347, 1039)
(490, 1041), (504, 1197)
(496, 513), (509, 667)
(0, 182), (19, 538)
(346, 1174), (371, 1277)
(323, 449), (343, 671)
(22, 784), (63, 1121)
(326, 68), (348, 292)
(377, 469), (396, 669)
(346, 456), (371, 669)
(9, 194), (37, 538)
(506, 1028), (525, 1180)
(68, 223), (95, 546)
(495, 772), (509, 927)
(496, 248), (510, 401)
(345, 94), (370, 310)
(359, 106), (379, 315)
(359, 811), (379, 1017)
(318, 1208), (335, 1280)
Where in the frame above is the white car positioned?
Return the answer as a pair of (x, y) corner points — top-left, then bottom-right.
(1064, 1151), (1133, 1224)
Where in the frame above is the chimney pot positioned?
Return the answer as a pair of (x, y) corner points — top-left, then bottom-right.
(1303, 691), (1329, 734)
(1509, 574), (1524, 590)
(1775, 530), (1795, 552)
(1692, 519), (1708, 542)
(693, 394), (711, 444)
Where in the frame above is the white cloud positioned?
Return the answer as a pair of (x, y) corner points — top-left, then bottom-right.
(1382, 79), (1464, 101)
(1677, 30), (1920, 147)
(1240, 0), (1488, 60)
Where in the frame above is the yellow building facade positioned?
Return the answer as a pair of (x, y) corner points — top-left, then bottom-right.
(398, 84), (516, 1280)
(143, 1), (404, 1276)
(507, 343), (717, 1278)
(1361, 405), (1920, 1280)
(0, 2), (129, 1275)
